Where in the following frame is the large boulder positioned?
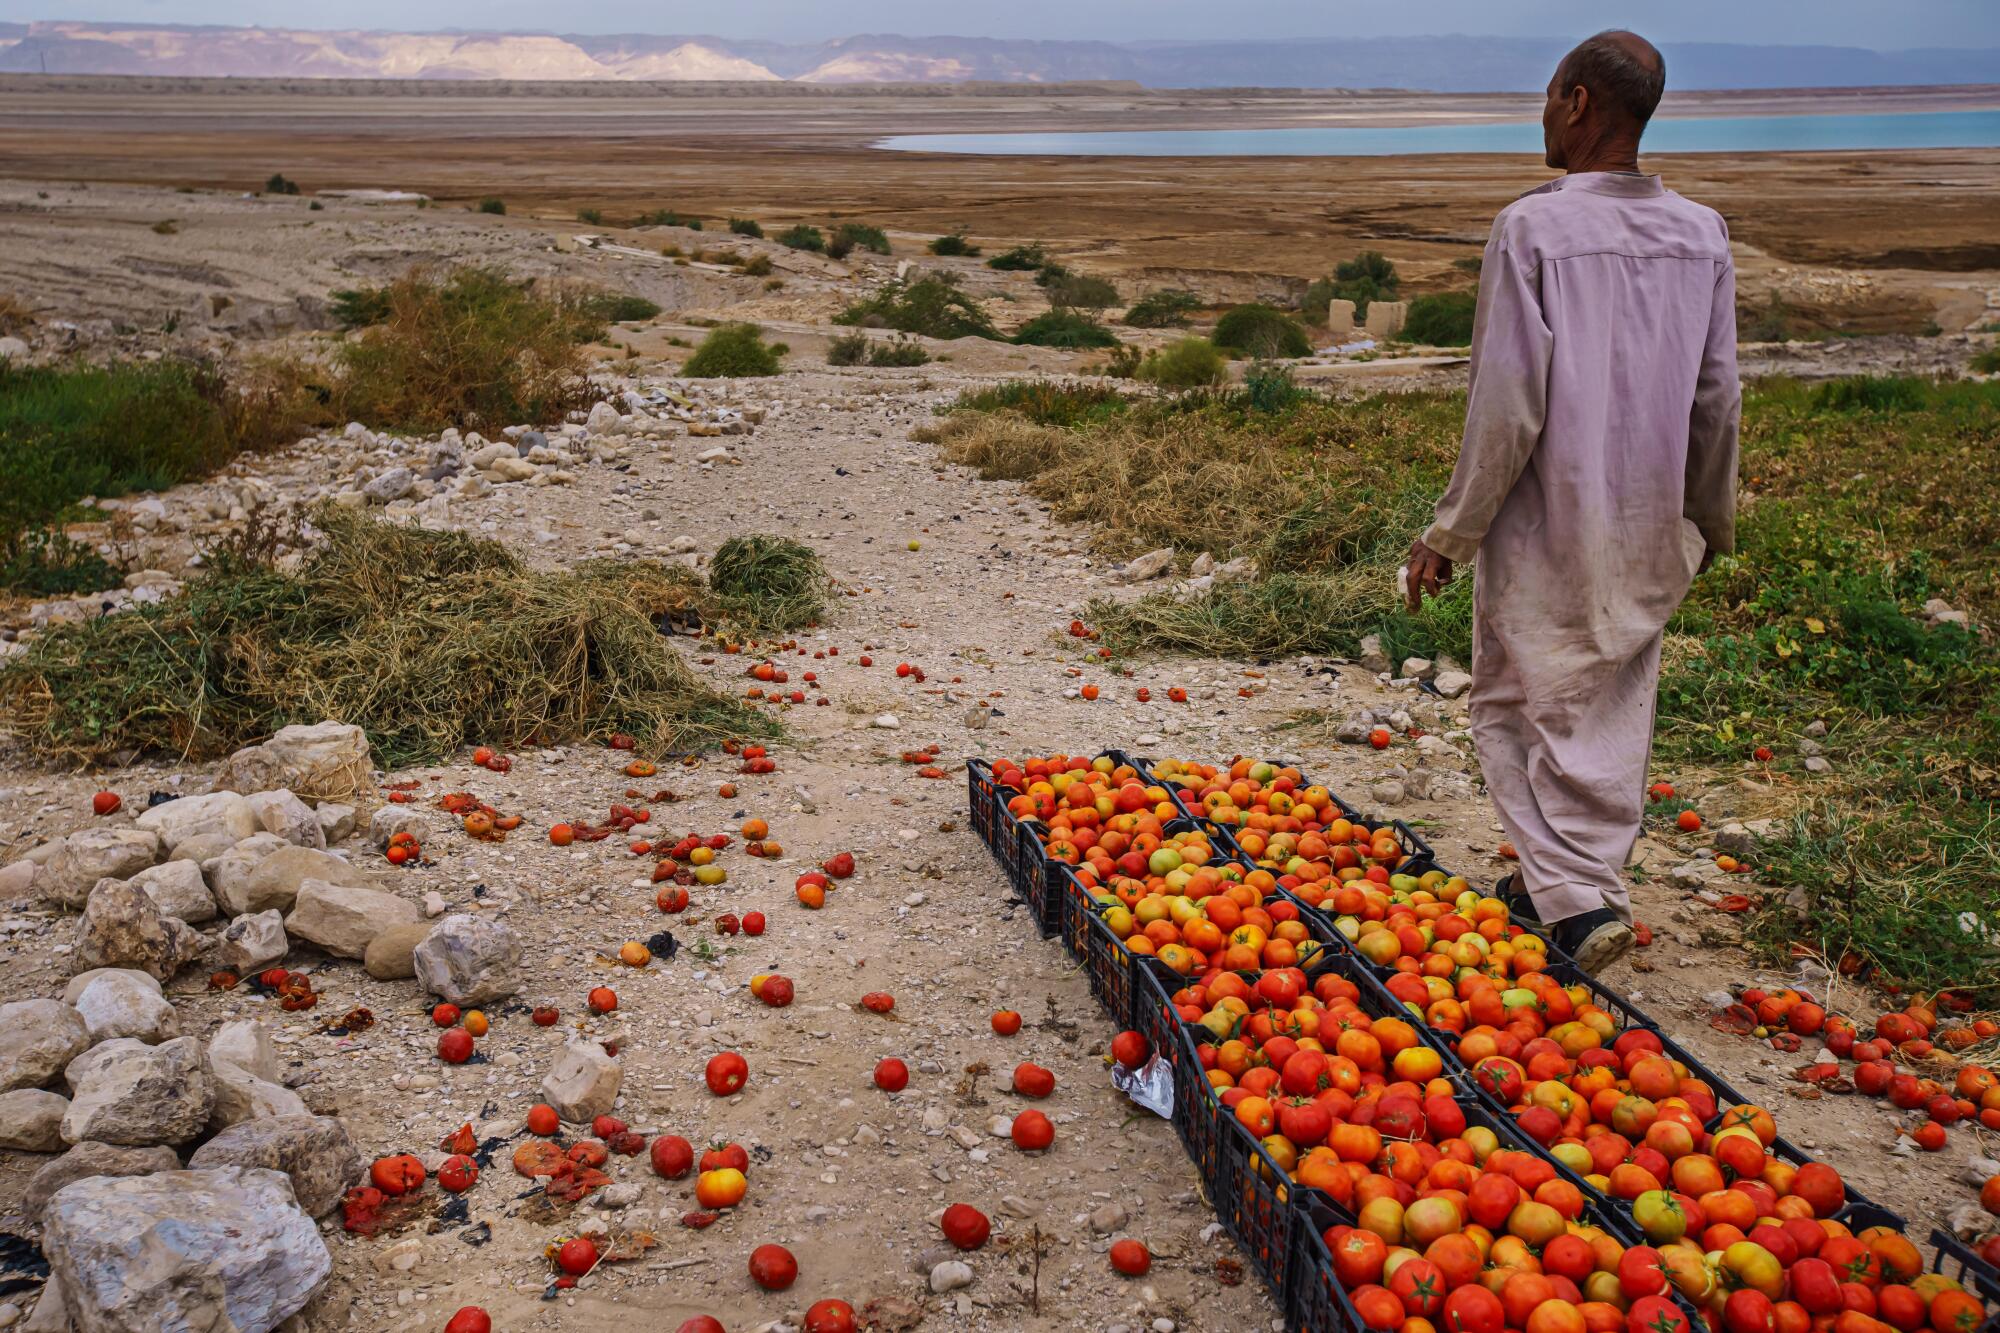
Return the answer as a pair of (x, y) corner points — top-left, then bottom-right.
(71, 880), (203, 982)
(244, 789), (326, 849)
(214, 910), (288, 973)
(188, 1114), (359, 1217)
(0, 999), (92, 1092)
(71, 970), (180, 1044)
(24, 1142), (180, 1221)
(61, 1036), (213, 1147)
(413, 914), (523, 1005)
(166, 831), (238, 867)
(212, 721), (373, 805)
(62, 1039), (149, 1095)
(125, 860), (217, 925)
(540, 1040), (622, 1123)
(362, 921), (431, 980)
(40, 829), (161, 910)
(0, 1088), (69, 1151)
(206, 1019), (306, 1132)
(42, 1167), (332, 1333)
(221, 844), (378, 917)
(285, 878), (419, 959)
(134, 791), (259, 852)
(200, 833), (292, 915)
(63, 968), (162, 1005)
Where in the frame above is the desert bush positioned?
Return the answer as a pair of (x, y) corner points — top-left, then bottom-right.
(739, 253), (773, 277)
(1043, 272), (1119, 312)
(1135, 337), (1227, 388)
(946, 380), (1128, 428)
(868, 336), (930, 367)
(1402, 291), (1477, 346)
(1212, 304), (1311, 359)
(836, 273), (999, 341)
(826, 332), (869, 366)
(264, 172), (300, 196)
(477, 198), (506, 215)
(1238, 362), (1310, 414)
(151, 220), (178, 235)
(0, 357), (318, 587)
(986, 243), (1048, 272)
(1124, 289), (1201, 328)
(331, 267), (595, 431)
(577, 207), (604, 225)
(825, 233), (855, 261)
(1810, 375), (1929, 413)
(635, 208), (701, 229)
(929, 231), (980, 257)
(834, 223), (891, 255)
(777, 224), (826, 252)
(0, 507), (771, 767)
(0, 292), (33, 335)
(1012, 310), (1120, 349)
(728, 217), (763, 237)
(1974, 345), (2000, 374)
(573, 292), (662, 326)
(1329, 249), (1400, 318)
(682, 323), (784, 377)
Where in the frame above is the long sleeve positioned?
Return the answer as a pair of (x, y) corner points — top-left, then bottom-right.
(1422, 234), (1554, 564)
(1684, 253), (1740, 555)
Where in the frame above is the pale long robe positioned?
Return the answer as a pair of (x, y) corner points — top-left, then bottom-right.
(1422, 171), (1739, 925)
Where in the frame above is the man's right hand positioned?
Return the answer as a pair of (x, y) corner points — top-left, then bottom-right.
(1406, 537), (1454, 614)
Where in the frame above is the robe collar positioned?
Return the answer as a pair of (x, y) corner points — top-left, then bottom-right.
(1538, 171), (1667, 199)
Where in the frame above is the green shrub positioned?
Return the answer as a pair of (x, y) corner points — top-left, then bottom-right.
(333, 267), (595, 430)
(1402, 292), (1477, 346)
(1329, 250), (1400, 318)
(0, 358), (313, 580)
(825, 233), (855, 261)
(1043, 272), (1119, 312)
(264, 173), (300, 196)
(1124, 289), (1201, 328)
(826, 331), (869, 366)
(635, 208), (702, 230)
(987, 243), (1048, 272)
(929, 231), (980, 257)
(834, 223), (891, 255)
(1810, 375), (1929, 413)
(728, 218), (763, 237)
(777, 224), (826, 253)
(330, 286), (394, 330)
(574, 292), (661, 325)
(1212, 305), (1311, 359)
(836, 273), (999, 341)
(0, 527), (119, 596)
(683, 323), (784, 377)
(477, 198), (506, 215)
(739, 253), (772, 277)
(151, 220), (178, 235)
(1301, 278), (1337, 326)
(577, 208), (603, 225)
(1012, 310), (1120, 349)
(948, 380), (1128, 427)
(868, 336), (930, 367)
(1135, 337), (1227, 388)
(1974, 345), (2000, 374)
(1238, 363), (1310, 414)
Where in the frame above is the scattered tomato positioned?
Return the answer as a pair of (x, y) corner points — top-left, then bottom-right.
(651, 1135), (694, 1179)
(749, 1243), (799, 1291)
(437, 1029), (474, 1064)
(1011, 1109), (1054, 1152)
(803, 1300), (857, 1333)
(556, 1237), (598, 1276)
(91, 791), (121, 816)
(992, 1010), (1023, 1036)
(940, 1203), (990, 1251)
(874, 1058), (910, 1092)
(1109, 1238), (1151, 1277)
(587, 987), (618, 1014)
(706, 1051), (749, 1096)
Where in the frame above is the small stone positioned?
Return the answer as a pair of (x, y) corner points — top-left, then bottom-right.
(929, 1260), (975, 1293)
(40, 829), (162, 910)
(1089, 1202), (1128, 1233)
(1370, 780), (1406, 808)
(188, 1113), (361, 1217)
(133, 791), (259, 851)
(72, 970), (180, 1044)
(1400, 656), (1435, 680)
(1357, 633), (1390, 674)
(413, 914), (523, 1005)
(363, 921), (431, 980)
(285, 878), (421, 958)
(244, 790), (326, 849)
(540, 1041), (622, 1122)
(1118, 548), (1175, 583)
(214, 910), (289, 973)
(871, 714), (901, 730)
(1433, 670), (1472, 699)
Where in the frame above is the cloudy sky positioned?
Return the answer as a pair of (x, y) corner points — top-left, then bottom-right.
(5, 0), (1997, 46)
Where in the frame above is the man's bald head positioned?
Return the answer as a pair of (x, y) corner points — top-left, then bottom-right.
(1557, 31), (1666, 131)
(1541, 30), (1664, 171)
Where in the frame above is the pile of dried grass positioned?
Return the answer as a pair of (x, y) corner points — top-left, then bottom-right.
(708, 534), (827, 634)
(0, 508), (772, 768)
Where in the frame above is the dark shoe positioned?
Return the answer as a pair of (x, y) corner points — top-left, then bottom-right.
(1555, 908), (1635, 974)
(1494, 873), (1543, 927)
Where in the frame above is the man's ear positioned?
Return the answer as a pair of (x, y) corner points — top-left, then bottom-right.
(1566, 83), (1590, 127)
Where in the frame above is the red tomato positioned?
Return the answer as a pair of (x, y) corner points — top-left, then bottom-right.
(992, 1010), (1023, 1036)
(437, 1155), (479, 1193)
(592, 1115), (627, 1139)
(1109, 1239), (1151, 1276)
(803, 1300), (856, 1333)
(437, 1029), (474, 1064)
(676, 1321), (725, 1333)
(1110, 1031), (1152, 1069)
(742, 911), (766, 936)
(874, 1058), (910, 1092)
(91, 791), (121, 816)
(940, 1203), (991, 1250)
(444, 1308), (493, 1333)
(706, 1051), (749, 1096)
(370, 1154), (426, 1196)
(1011, 1110), (1054, 1152)
(748, 1243), (798, 1291)
(587, 987), (618, 1014)
(556, 1238), (598, 1276)
(1012, 1063), (1056, 1098)
(432, 1004), (461, 1027)
(531, 1006), (560, 1026)
(650, 1135), (694, 1179)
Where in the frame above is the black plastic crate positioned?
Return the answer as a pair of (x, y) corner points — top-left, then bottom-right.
(1933, 1227), (2000, 1333)
(1200, 1081), (1307, 1296)
(1061, 869), (1146, 1030)
(964, 759), (1045, 927)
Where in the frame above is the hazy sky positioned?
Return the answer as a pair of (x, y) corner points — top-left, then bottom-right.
(6, 0), (1998, 47)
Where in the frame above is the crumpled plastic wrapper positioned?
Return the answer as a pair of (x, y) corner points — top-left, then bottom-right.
(1111, 1053), (1174, 1119)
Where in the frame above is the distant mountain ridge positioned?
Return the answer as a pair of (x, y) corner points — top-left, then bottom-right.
(1, 21), (1994, 90)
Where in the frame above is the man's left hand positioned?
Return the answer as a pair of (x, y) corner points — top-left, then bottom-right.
(1406, 537), (1454, 614)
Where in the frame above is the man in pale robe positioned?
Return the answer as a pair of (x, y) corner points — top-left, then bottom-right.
(1405, 31), (1739, 973)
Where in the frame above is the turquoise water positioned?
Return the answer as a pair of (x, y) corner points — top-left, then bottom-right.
(878, 109), (2000, 156)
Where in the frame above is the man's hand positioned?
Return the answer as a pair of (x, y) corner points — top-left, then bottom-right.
(1406, 537), (1454, 614)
